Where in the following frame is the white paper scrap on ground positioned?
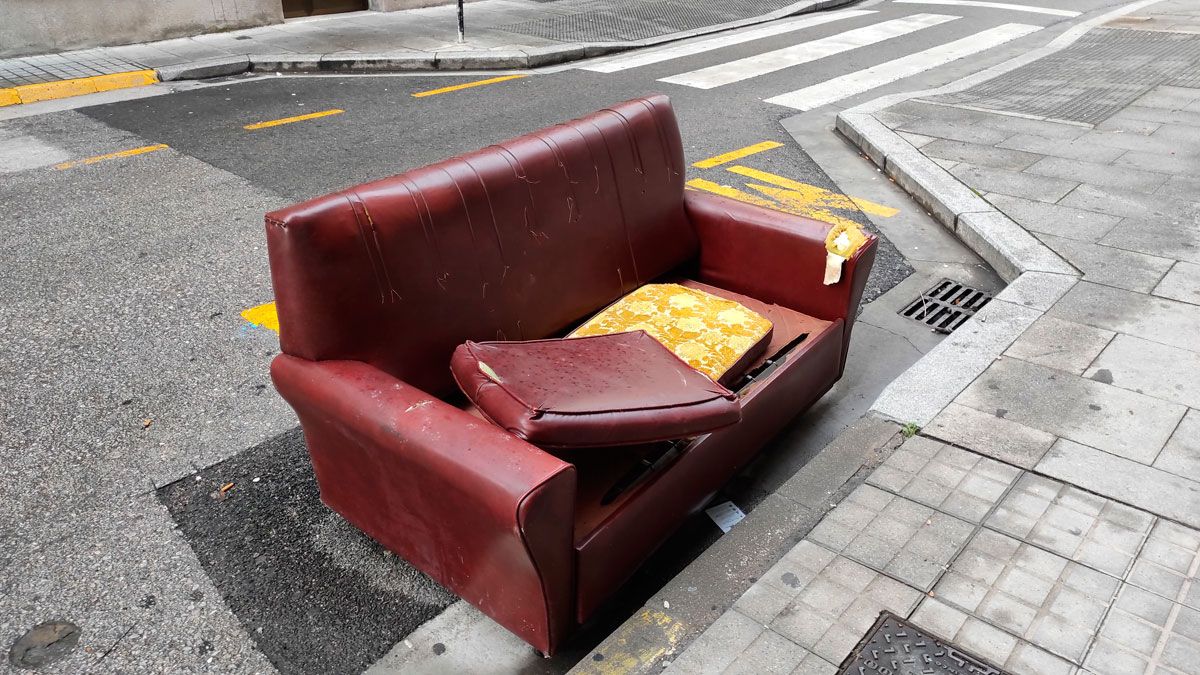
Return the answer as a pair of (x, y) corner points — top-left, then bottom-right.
(705, 501), (747, 533)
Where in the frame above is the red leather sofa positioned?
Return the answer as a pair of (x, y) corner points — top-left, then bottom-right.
(265, 95), (877, 656)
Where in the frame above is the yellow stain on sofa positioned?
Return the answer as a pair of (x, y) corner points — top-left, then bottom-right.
(54, 143), (169, 170)
(693, 141), (783, 168)
(0, 70), (158, 107)
(572, 609), (684, 675)
(242, 301), (280, 333)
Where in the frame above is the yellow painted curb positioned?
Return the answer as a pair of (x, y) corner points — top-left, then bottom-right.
(0, 69), (158, 107)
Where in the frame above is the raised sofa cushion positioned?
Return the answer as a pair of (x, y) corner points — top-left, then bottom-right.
(569, 283), (773, 387)
(450, 331), (741, 448)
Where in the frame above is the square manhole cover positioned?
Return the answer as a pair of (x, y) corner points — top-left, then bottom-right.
(838, 612), (1009, 675)
(899, 278), (992, 334)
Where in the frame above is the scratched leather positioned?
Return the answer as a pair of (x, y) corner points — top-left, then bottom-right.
(265, 94), (694, 397)
(264, 95), (880, 655)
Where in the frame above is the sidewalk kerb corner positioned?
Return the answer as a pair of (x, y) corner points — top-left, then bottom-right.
(836, 0), (1165, 428)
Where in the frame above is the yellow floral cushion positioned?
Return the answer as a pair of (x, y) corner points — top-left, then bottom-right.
(569, 283), (773, 383)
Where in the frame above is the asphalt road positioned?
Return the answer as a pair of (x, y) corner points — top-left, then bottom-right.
(0, 0), (1128, 672)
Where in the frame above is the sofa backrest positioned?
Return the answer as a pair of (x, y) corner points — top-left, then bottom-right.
(265, 95), (695, 396)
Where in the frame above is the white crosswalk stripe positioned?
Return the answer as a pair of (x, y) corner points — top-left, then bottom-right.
(894, 0), (1081, 17)
(764, 22), (1041, 110)
(658, 13), (960, 90)
(580, 9), (877, 73)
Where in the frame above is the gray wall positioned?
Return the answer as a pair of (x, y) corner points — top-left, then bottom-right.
(0, 0), (284, 58)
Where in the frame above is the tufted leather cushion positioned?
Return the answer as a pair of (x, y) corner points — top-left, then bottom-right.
(450, 331), (740, 447)
(265, 95), (693, 396)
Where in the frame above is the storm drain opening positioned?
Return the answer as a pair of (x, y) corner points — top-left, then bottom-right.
(899, 278), (993, 334)
(837, 611), (1008, 675)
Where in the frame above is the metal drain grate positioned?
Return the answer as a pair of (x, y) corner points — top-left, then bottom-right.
(838, 612), (1008, 675)
(899, 278), (992, 334)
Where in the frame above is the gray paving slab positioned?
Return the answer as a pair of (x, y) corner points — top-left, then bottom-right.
(1003, 314), (1114, 375)
(865, 435), (1020, 524)
(1113, 104), (1200, 127)
(893, 118), (1013, 146)
(1035, 233), (1174, 293)
(1101, 214), (1200, 265)
(764, 551), (923, 665)
(1085, 334), (1200, 409)
(951, 163), (1078, 203)
(924, 402), (1056, 470)
(1156, 408), (1200, 483)
(996, 134), (1126, 164)
(1126, 519), (1200, 612)
(806, 483), (975, 591)
(1048, 281), (1200, 352)
(1061, 183), (1196, 221)
(956, 357), (1186, 465)
(1037, 438), (1200, 529)
(1025, 155), (1170, 195)
(909, 598), (1076, 674)
(1085, 583), (1200, 675)
(1154, 174), (1200, 202)
(984, 192), (1123, 242)
(984, 473), (1153, 578)
(662, 608), (764, 675)
(930, 528), (1120, 664)
(1116, 149), (1200, 177)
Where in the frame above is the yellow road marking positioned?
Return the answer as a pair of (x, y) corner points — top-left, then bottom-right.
(411, 74), (527, 98)
(693, 140), (783, 168)
(688, 173), (896, 232)
(726, 165), (899, 217)
(0, 70), (158, 107)
(571, 609), (684, 675)
(244, 109), (344, 130)
(54, 143), (169, 170)
(242, 302), (280, 333)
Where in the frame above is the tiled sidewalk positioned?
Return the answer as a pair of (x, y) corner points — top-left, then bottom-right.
(667, 2), (1200, 673)
(667, 437), (1200, 674)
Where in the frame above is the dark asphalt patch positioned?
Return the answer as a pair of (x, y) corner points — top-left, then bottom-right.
(157, 427), (455, 675)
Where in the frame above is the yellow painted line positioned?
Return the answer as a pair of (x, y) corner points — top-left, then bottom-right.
(725, 165), (899, 217)
(689, 175), (888, 233)
(571, 609), (684, 675)
(0, 70), (158, 107)
(242, 301), (280, 333)
(54, 143), (169, 170)
(411, 74), (527, 98)
(693, 140), (783, 168)
(244, 109), (345, 130)
(687, 178), (779, 210)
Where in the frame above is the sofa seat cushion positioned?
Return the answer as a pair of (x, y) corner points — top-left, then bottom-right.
(569, 283), (773, 386)
(450, 331), (741, 448)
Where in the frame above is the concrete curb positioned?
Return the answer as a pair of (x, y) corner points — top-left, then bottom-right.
(154, 0), (854, 81)
(836, 0), (1164, 428)
(568, 415), (904, 675)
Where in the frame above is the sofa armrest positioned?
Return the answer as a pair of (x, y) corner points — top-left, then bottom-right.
(271, 354), (576, 655)
(685, 191), (877, 370)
